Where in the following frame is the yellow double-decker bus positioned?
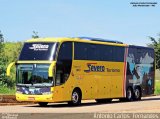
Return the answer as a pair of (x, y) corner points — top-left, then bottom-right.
(7, 37), (155, 106)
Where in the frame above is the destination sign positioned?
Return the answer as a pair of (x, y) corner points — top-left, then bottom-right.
(29, 44), (49, 51)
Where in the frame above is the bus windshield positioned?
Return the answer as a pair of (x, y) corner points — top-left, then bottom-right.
(16, 64), (53, 87)
(19, 42), (58, 60)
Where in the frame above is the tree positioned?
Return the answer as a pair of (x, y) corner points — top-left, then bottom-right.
(0, 31), (22, 88)
(32, 31), (39, 39)
(0, 30), (4, 42)
(0, 30), (4, 53)
(0, 30), (5, 67)
(0, 31), (6, 86)
(148, 34), (160, 69)
(3, 42), (23, 88)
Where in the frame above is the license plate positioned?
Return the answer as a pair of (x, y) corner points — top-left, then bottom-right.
(28, 97), (35, 101)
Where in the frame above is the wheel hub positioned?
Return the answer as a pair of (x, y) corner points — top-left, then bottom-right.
(135, 89), (140, 98)
(72, 92), (79, 103)
(127, 90), (132, 99)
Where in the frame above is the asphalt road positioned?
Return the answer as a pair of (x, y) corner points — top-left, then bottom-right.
(0, 95), (160, 114)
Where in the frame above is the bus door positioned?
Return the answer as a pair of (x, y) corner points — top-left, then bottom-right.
(54, 42), (73, 101)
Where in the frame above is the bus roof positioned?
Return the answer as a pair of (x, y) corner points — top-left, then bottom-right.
(24, 37), (153, 49)
(25, 37), (127, 47)
(78, 37), (123, 44)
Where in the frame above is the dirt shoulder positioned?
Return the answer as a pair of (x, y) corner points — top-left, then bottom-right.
(0, 95), (34, 105)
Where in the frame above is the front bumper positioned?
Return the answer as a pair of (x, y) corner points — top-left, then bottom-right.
(16, 93), (54, 102)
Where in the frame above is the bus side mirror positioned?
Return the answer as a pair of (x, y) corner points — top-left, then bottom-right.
(48, 62), (56, 77)
(6, 62), (15, 76)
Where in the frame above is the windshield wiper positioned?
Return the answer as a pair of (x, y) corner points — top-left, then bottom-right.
(32, 83), (48, 87)
(17, 84), (30, 87)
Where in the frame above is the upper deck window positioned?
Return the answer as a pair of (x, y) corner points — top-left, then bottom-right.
(19, 42), (58, 60)
(74, 42), (125, 62)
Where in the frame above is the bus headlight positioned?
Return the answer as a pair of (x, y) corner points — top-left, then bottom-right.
(42, 92), (52, 95)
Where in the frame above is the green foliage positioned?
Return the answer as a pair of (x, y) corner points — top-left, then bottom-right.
(155, 70), (160, 80)
(155, 81), (160, 95)
(0, 30), (4, 43)
(4, 42), (23, 63)
(0, 31), (22, 93)
(0, 31), (23, 90)
(2, 42), (23, 87)
(148, 34), (160, 69)
(155, 70), (160, 95)
(0, 86), (16, 94)
(32, 31), (39, 39)
(0, 31), (6, 89)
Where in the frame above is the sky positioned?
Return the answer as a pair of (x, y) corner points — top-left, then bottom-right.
(0, 0), (160, 46)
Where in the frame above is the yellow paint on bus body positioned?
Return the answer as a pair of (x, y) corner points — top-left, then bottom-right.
(16, 60), (125, 102)
(48, 61), (56, 77)
(13, 37), (127, 102)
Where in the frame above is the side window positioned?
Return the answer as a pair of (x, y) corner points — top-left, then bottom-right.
(74, 42), (125, 62)
(74, 42), (100, 60)
(57, 43), (72, 61)
(87, 44), (99, 60)
(101, 45), (113, 61)
(112, 46), (125, 62)
(74, 42), (88, 60)
(56, 42), (72, 86)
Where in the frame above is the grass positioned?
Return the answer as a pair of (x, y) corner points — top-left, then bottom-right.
(155, 69), (160, 80)
(0, 86), (16, 95)
(155, 69), (160, 95)
(155, 80), (160, 95)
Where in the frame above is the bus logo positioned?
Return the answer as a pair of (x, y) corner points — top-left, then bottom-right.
(29, 44), (49, 51)
(84, 63), (105, 73)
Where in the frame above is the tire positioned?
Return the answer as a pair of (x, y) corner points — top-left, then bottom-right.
(126, 87), (133, 101)
(95, 99), (112, 103)
(68, 89), (81, 106)
(134, 87), (142, 101)
(38, 102), (48, 107)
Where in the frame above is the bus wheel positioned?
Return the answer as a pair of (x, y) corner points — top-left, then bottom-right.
(126, 87), (133, 101)
(38, 102), (48, 107)
(68, 89), (81, 106)
(134, 87), (141, 101)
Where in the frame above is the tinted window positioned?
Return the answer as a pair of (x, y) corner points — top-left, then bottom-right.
(88, 44), (100, 60)
(112, 46), (125, 62)
(19, 42), (58, 60)
(74, 42), (88, 60)
(100, 45), (113, 61)
(56, 42), (72, 85)
(74, 42), (125, 62)
(57, 42), (72, 61)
